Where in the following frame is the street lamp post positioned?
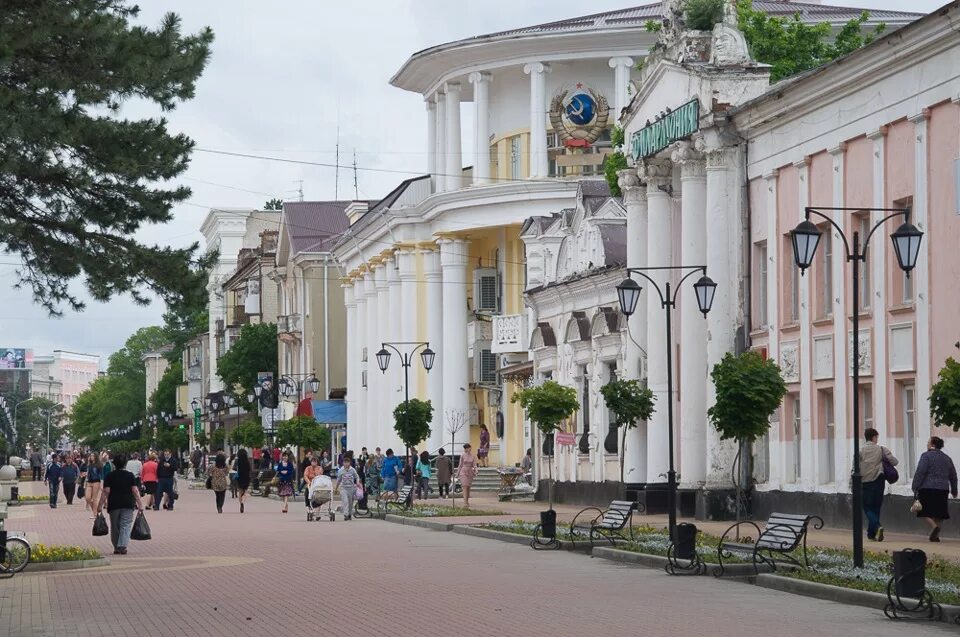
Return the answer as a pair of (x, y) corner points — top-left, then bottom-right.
(13, 397), (38, 452)
(375, 341), (436, 501)
(790, 206), (921, 568)
(44, 402), (65, 452)
(615, 266), (717, 538)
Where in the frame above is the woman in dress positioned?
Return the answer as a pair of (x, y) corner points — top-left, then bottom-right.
(912, 436), (958, 542)
(478, 424), (490, 468)
(236, 448), (252, 513)
(276, 450), (296, 513)
(208, 452), (230, 514)
(84, 453), (103, 518)
(456, 443), (479, 508)
(228, 453), (238, 499)
(140, 453), (159, 511)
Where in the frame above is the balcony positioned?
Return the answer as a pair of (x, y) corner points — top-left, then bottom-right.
(467, 320), (492, 358)
(277, 314), (303, 343)
(228, 304), (250, 327)
(491, 313), (528, 353)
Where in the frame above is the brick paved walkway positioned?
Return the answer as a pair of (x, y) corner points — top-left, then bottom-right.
(1, 482), (955, 636)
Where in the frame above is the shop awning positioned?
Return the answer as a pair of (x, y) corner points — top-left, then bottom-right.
(310, 399), (347, 425)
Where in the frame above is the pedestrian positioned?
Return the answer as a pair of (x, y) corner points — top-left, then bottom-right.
(436, 448), (453, 498)
(141, 453), (159, 510)
(364, 457), (380, 503)
(191, 446), (203, 479)
(60, 454), (79, 505)
(381, 448), (400, 497)
(236, 448), (252, 513)
(276, 450), (296, 513)
(101, 451), (113, 481)
(416, 450), (431, 500)
(298, 449), (314, 496)
(336, 455), (361, 520)
(457, 443), (478, 508)
(858, 428), (898, 542)
(303, 456), (322, 509)
(43, 454), (62, 508)
(84, 452), (103, 518)
(252, 445), (263, 470)
(319, 450), (332, 475)
(126, 452), (143, 493)
(96, 454), (145, 555)
(272, 446), (281, 466)
(208, 452), (230, 514)
(228, 453), (238, 499)
(478, 424), (490, 468)
(374, 447), (384, 475)
(401, 451), (416, 487)
(521, 448), (534, 485)
(154, 449), (179, 511)
(29, 448), (42, 481)
(912, 436), (958, 542)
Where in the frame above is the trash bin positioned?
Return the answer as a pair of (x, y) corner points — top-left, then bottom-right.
(540, 509), (557, 539)
(892, 549), (926, 599)
(673, 522), (698, 560)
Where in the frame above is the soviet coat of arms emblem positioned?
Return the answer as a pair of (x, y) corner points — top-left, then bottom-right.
(549, 85), (609, 146)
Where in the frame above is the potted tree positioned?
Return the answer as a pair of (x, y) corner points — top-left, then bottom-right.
(930, 357), (960, 432)
(600, 378), (657, 484)
(393, 398), (434, 503)
(512, 381), (579, 537)
(707, 351), (787, 522)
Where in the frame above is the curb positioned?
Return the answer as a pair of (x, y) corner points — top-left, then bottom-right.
(590, 547), (764, 577)
(452, 525), (590, 551)
(382, 515), (454, 532)
(9, 500), (49, 506)
(25, 557), (111, 573)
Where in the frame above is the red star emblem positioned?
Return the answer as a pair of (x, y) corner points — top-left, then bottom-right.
(575, 82), (583, 89)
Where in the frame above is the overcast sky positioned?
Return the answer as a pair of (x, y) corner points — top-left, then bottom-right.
(2, 0), (945, 367)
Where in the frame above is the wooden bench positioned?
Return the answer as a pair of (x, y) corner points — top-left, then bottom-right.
(377, 485), (413, 518)
(714, 512), (824, 576)
(568, 500), (642, 548)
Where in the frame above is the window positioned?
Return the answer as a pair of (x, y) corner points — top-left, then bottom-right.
(757, 243), (768, 327)
(860, 385), (873, 432)
(821, 390), (835, 484)
(902, 383), (917, 477)
(792, 396), (802, 482)
(510, 136), (521, 180)
(820, 229), (833, 318)
(857, 214), (871, 310)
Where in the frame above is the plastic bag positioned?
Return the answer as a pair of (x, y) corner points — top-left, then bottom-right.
(92, 513), (108, 536)
(131, 511), (152, 541)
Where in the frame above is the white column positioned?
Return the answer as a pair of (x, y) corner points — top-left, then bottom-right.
(704, 146), (739, 487)
(353, 279), (367, 453)
(618, 169), (648, 484)
(423, 247), (445, 452)
(469, 72), (492, 185)
(764, 170), (782, 488)
(396, 246), (418, 345)
(673, 142), (708, 488)
(523, 62), (550, 178)
(795, 158), (814, 489)
(439, 238), (470, 427)
(910, 112), (931, 443)
(426, 97), (437, 192)
(386, 254), (403, 448)
(364, 272), (379, 450)
(829, 145), (849, 489)
(608, 57), (634, 121)
(375, 261), (397, 451)
(435, 90), (446, 193)
(444, 82), (462, 192)
(868, 129), (888, 445)
(344, 282), (359, 449)
(643, 158), (673, 485)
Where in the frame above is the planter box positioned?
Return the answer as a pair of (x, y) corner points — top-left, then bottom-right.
(26, 557), (110, 572)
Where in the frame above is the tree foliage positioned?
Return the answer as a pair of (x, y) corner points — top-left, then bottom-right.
(512, 381), (579, 435)
(275, 416), (331, 451)
(708, 351), (787, 444)
(686, 0), (724, 31)
(393, 398), (434, 450)
(216, 322), (278, 401)
(15, 397), (66, 452)
(738, 0), (885, 83)
(0, 1), (214, 314)
(930, 358), (960, 432)
(601, 378), (656, 483)
(229, 420), (265, 449)
(604, 126), (628, 197)
(263, 198), (283, 210)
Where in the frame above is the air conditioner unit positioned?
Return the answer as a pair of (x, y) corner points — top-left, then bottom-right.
(473, 267), (499, 313)
(215, 319), (224, 332)
(361, 370), (367, 388)
(472, 345), (497, 385)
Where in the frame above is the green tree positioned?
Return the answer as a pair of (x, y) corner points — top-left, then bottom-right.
(263, 198), (283, 210)
(210, 427), (226, 450)
(600, 379), (657, 483)
(195, 430), (208, 448)
(393, 398), (434, 453)
(216, 322), (278, 403)
(512, 381), (579, 508)
(150, 360), (182, 415)
(229, 420), (265, 449)
(0, 1), (214, 314)
(738, 0), (885, 82)
(275, 416), (331, 452)
(71, 375), (142, 444)
(15, 397), (66, 452)
(686, 0), (724, 31)
(604, 126), (629, 197)
(930, 358), (960, 432)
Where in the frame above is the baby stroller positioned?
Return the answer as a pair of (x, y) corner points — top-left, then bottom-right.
(306, 474), (336, 522)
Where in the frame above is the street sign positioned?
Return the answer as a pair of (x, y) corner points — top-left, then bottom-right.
(630, 99), (700, 161)
(193, 408), (201, 434)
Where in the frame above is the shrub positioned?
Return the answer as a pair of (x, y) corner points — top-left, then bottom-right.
(686, 0), (724, 31)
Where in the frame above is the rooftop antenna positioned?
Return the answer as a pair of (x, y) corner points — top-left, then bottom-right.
(334, 110), (340, 200)
(352, 148), (358, 200)
(293, 179), (304, 202)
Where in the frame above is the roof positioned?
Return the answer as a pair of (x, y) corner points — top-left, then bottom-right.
(282, 201), (354, 254)
(332, 175), (430, 251)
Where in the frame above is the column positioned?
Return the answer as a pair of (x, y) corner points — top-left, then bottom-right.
(353, 278), (367, 454)
(364, 272), (379, 450)
(438, 238), (470, 428)
(608, 57), (634, 120)
(829, 145), (849, 487)
(673, 142), (708, 487)
(469, 72), (492, 185)
(868, 129), (888, 444)
(618, 168), (648, 485)
(523, 62), (550, 178)
(763, 170), (782, 487)
(909, 112), (931, 444)
(444, 82), (462, 192)
(375, 261), (397, 450)
(386, 253), (403, 447)
(795, 158), (814, 489)
(643, 158), (673, 485)
(435, 90), (446, 193)
(704, 146), (739, 487)
(426, 97), (437, 192)
(344, 282), (360, 450)
(423, 247), (445, 452)
(396, 246), (418, 344)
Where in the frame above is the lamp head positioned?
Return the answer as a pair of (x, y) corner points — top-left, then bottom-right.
(790, 218), (822, 274)
(616, 277), (642, 317)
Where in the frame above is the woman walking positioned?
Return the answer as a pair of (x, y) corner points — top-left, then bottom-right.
(478, 424), (490, 467)
(335, 456), (361, 520)
(208, 452), (230, 514)
(276, 450), (296, 513)
(84, 453), (103, 518)
(96, 454), (145, 555)
(859, 427), (898, 542)
(380, 449), (401, 498)
(456, 443), (478, 508)
(415, 450), (431, 500)
(228, 453), (238, 499)
(140, 453), (158, 510)
(236, 448), (252, 513)
(912, 436), (958, 542)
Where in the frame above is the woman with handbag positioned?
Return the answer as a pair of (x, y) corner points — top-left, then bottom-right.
(96, 454), (145, 555)
(858, 427), (898, 542)
(275, 450), (296, 513)
(208, 452), (230, 514)
(84, 453), (103, 519)
(912, 436), (958, 542)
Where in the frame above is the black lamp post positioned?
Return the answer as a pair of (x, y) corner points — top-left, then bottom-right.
(278, 373), (322, 404)
(790, 206), (921, 568)
(615, 265), (717, 538)
(376, 341), (436, 499)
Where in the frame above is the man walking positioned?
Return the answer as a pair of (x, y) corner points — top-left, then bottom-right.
(44, 455), (62, 508)
(126, 452), (143, 493)
(298, 449), (314, 495)
(30, 448), (43, 481)
(154, 449), (179, 511)
(436, 448), (453, 498)
(191, 446), (203, 479)
(60, 454), (79, 505)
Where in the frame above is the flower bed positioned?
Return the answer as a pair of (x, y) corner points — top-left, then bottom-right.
(395, 504), (504, 518)
(30, 544), (102, 563)
(15, 495), (48, 502)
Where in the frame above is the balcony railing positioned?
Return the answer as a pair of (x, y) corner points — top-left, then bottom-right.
(229, 304), (250, 327)
(491, 313), (528, 353)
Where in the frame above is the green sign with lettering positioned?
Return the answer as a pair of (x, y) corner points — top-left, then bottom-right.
(193, 408), (201, 435)
(630, 99), (700, 161)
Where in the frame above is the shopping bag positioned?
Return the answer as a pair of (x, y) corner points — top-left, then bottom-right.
(77, 485), (85, 499)
(131, 511), (152, 541)
(205, 476), (212, 490)
(92, 513), (109, 536)
(356, 485), (364, 500)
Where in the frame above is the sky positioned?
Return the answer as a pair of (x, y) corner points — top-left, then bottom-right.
(1, 0), (945, 367)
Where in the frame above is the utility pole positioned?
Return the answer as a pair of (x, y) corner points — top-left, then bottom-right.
(352, 148), (359, 199)
(334, 123), (340, 200)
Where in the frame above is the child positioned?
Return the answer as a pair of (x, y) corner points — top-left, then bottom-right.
(364, 457), (380, 502)
(416, 450), (432, 500)
(336, 456), (361, 520)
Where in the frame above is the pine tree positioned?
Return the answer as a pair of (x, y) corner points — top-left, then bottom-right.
(0, 1), (214, 314)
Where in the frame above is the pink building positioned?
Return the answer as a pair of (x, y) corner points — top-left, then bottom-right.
(48, 350), (100, 410)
